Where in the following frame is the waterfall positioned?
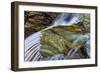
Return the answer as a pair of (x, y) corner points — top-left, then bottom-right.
(24, 32), (42, 61)
(24, 13), (81, 61)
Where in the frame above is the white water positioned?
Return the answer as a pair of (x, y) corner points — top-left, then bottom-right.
(24, 32), (42, 61)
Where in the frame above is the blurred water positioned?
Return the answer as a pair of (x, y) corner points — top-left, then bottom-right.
(53, 13), (81, 26)
(24, 32), (42, 61)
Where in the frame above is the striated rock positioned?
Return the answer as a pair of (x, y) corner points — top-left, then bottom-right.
(24, 11), (60, 38)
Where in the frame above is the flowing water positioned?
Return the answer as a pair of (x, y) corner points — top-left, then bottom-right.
(24, 13), (88, 61)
